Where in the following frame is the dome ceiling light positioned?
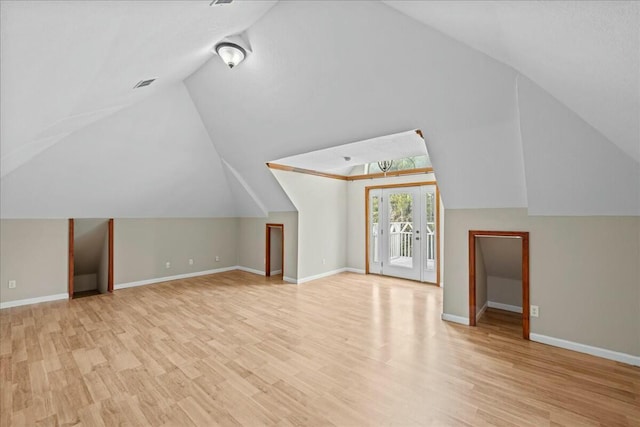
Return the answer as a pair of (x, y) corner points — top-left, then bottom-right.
(214, 42), (246, 69)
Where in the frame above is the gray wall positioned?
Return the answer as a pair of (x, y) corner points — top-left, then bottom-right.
(475, 239), (487, 318)
(237, 212), (298, 280)
(98, 231), (109, 294)
(73, 219), (108, 275)
(270, 227), (283, 273)
(114, 218), (239, 285)
(74, 273), (97, 292)
(488, 276), (522, 308)
(74, 218), (109, 293)
(478, 236), (522, 308)
(0, 219), (68, 303)
(443, 208), (640, 356)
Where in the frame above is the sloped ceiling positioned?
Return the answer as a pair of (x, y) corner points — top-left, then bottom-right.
(385, 1), (640, 163)
(186, 0), (527, 211)
(1, 83), (238, 218)
(271, 130), (428, 175)
(1, 0), (638, 218)
(0, 0), (276, 176)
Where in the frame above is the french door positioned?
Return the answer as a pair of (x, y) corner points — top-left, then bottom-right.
(369, 185), (438, 283)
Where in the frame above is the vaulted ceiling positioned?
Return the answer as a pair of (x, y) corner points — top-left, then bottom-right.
(1, 0), (638, 218)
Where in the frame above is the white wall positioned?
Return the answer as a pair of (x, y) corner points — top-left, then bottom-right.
(0, 219), (68, 303)
(443, 208), (640, 356)
(271, 169), (346, 280)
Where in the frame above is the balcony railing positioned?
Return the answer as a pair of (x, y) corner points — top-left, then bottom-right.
(372, 222), (435, 265)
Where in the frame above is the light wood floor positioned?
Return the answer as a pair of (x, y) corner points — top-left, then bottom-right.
(1, 271), (638, 426)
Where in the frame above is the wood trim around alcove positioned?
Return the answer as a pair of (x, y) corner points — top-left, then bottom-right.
(265, 223), (284, 277)
(69, 218), (115, 298)
(468, 230), (530, 339)
(68, 218), (74, 299)
(108, 218), (114, 292)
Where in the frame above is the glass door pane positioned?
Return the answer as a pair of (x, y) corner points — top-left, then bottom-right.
(372, 195), (380, 264)
(425, 191), (435, 271)
(387, 192), (414, 268)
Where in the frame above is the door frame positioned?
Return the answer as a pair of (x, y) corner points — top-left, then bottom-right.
(365, 181), (440, 285)
(68, 219), (74, 299)
(265, 223), (284, 277)
(468, 230), (530, 339)
(68, 218), (114, 298)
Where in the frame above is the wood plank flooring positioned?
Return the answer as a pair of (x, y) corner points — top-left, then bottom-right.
(1, 271), (638, 426)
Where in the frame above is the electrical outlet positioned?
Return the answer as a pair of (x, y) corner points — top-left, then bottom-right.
(8, 280), (16, 289)
(215, 256), (220, 262)
(322, 258), (326, 265)
(165, 262), (171, 269)
(530, 305), (539, 318)
(188, 259), (194, 265)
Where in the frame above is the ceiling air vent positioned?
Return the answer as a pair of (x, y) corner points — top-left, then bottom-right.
(133, 79), (156, 89)
(210, 0), (233, 5)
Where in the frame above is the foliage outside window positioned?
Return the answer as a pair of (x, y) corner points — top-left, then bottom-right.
(364, 155), (431, 174)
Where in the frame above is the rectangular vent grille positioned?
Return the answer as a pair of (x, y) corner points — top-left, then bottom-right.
(133, 79), (156, 89)
(210, 0), (233, 5)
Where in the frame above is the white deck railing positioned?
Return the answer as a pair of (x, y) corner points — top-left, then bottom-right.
(372, 222), (435, 265)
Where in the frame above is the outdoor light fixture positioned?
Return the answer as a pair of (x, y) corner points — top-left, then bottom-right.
(378, 160), (393, 175)
(215, 42), (246, 68)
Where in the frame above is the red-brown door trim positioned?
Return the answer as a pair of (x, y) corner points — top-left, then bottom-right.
(468, 230), (530, 339)
(68, 219), (74, 299)
(108, 218), (114, 292)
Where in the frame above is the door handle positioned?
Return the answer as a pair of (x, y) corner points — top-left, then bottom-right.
(415, 237), (420, 240)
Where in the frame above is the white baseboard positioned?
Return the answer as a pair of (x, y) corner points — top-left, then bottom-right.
(236, 266), (265, 276)
(270, 269), (282, 275)
(115, 266), (239, 290)
(297, 267), (350, 284)
(441, 313), (470, 325)
(476, 301), (488, 322)
(530, 333), (640, 367)
(1, 293), (69, 309)
(283, 276), (297, 284)
(488, 301), (523, 313)
(345, 268), (366, 274)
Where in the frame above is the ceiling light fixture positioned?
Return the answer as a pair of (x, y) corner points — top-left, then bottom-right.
(378, 160), (393, 176)
(215, 42), (246, 69)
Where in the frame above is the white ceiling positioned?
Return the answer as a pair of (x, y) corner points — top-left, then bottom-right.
(1, 83), (238, 218)
(0, 0), (638, 217)
(385, 1), (640, 163)
(271, 129), (427, 175)
(0, 0), (276, 176)
(186, 0), (528, 212)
